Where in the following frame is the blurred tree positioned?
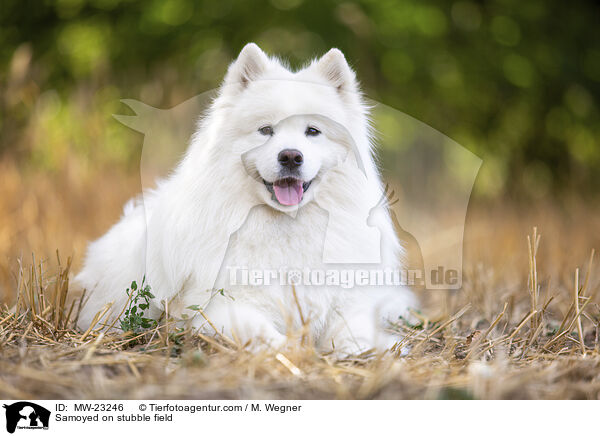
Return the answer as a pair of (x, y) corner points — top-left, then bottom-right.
(0, 0), (598, 197)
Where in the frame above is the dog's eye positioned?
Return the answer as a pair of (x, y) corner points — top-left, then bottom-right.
(305, 126), (321, 136)
(258, 125), (274, 136)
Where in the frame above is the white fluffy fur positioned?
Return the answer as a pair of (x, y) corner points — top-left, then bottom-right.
(73, 44), (416, 354)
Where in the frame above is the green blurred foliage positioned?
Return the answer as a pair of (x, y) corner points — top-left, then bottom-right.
(0, 0), (599, 198)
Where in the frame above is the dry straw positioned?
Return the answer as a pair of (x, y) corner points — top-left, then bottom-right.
(1, 197), (600, 399)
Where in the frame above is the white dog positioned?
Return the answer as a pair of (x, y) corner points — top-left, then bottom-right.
(73, 43), (416, 354)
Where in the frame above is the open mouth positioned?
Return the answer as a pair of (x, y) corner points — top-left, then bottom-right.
(263, 177), (312, 206)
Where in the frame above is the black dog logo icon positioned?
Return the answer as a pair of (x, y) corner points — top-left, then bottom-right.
(2, 402), (50, 433)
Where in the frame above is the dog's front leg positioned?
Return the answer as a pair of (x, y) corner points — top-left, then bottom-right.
(192, 295), (287, 351)
(326, 309), (398, 356)
(324, 289), (415, 356)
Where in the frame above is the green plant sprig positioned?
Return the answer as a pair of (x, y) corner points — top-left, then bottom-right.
(119, 276), (157, 334)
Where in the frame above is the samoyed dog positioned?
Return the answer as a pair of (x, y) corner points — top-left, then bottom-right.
(73, 43), (416, 354)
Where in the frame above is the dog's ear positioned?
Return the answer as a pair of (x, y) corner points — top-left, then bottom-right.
(224, 43), (269, 87)
(313, 48), (358, 93)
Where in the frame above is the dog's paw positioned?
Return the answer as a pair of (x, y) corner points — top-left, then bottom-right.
(325, 332), (404, 358)
(241, 330), (289, 353)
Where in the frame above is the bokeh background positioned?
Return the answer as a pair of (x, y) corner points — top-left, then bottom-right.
(1, 0), (599, 300)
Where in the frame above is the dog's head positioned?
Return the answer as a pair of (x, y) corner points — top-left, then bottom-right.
(215, 43), (370, 212)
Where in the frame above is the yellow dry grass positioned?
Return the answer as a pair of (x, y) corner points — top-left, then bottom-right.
(1, 157), (600, 399)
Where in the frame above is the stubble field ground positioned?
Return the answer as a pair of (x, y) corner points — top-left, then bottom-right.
(1, 158), (600, 400)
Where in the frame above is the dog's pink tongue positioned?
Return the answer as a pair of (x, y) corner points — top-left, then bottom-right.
(273, 180), (304, 206)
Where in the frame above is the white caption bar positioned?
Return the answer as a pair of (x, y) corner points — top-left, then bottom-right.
(0, 400), (591, 435)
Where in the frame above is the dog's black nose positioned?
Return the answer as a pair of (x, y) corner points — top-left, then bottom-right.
(278, 149), (303, 169)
